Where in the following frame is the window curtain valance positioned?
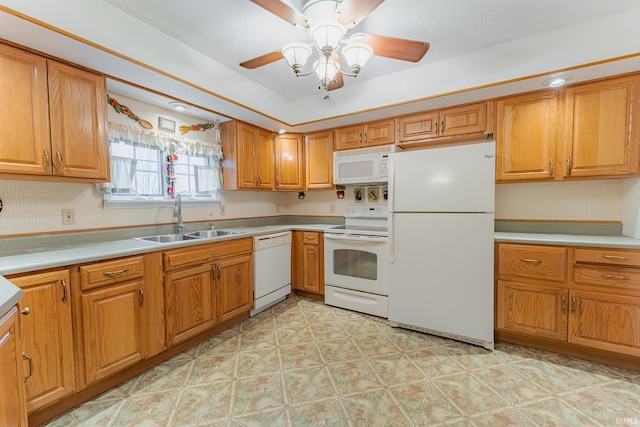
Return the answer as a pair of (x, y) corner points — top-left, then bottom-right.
(108, 122), (223, 159)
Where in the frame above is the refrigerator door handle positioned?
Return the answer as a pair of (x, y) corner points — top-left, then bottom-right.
(389, 213), (395, 263)
(388, 158), (395, 263)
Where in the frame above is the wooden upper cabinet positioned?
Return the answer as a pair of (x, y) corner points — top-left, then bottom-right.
(334, 119), (395, 150)
(496, 91), (558, 181)
(397, 102), (490, 145)
(305, 130), (334, 189)
(0, 44), (109, 181)
(221, 121), (275, 190)
(562, 75), (640, 178)
(275, 134), (304, 190)
(48, 61), (109, 180)
(0, 44), (51, 176)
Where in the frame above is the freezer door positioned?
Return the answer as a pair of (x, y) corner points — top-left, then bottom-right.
(389, 141), (495, 213)
(388, 212), (494, 347)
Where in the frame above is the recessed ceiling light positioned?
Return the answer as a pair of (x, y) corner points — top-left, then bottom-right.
(169, 102), (189, 112)
(542, 76), (569, 88)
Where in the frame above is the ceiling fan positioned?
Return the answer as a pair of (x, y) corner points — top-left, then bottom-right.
(240, 0), (430, 92)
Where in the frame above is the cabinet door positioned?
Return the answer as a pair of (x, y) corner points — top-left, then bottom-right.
(365, 119), (396, 146)
(301, 232), (324, 294)
(496, 280), (568, 341)
(48, 61), (109, 180)
(397, 112), (439, 142)
(217, 254), (252, 322)
(440, 103), (487, 137)
(291, 231), (305, 290)
(164, 265), (216, 346)
(568, 290), (640, 357)
(275, 134), (304, 190)
(0, 44), (50, 176)
(236, 122), (258, 189)
(563, 75), (639, 178)
(334, 125), (364, 150)
(0, 308), (28, 427)
(496, 91), (558, 181)
(10, 270), (75, 413)
(305, 131), (334, 189)
(81, 281), (145, 384)
(255, 128), (275, 189)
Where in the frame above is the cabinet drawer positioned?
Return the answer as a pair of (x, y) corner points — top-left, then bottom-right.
(80, 256), (144, 290)
(302, 232), (320, 245)
(215, 238), (253, 258)
(163, 245), (217, 272)
(574, 248), (640, 267)
(498, 244), (567, 281)
(573, 264), (640, 291)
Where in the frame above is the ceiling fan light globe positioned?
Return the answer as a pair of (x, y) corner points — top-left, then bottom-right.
(313, 58), (339, 88)
(282, 42), (313, 75)
(342, 42), (373, 74)
(310, 20), (346, 53)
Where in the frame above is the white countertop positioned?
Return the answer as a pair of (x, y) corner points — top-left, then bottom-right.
(495, 232), (640, 249)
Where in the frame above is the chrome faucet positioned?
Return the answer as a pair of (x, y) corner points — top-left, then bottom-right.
(174, 193), (184, 235)
(209, 211), (215, 230)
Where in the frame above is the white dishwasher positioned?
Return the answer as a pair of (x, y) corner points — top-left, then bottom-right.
(251, 231), (292, 316)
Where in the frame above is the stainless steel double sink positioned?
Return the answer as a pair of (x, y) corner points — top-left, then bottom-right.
(135, 229), (244, 244)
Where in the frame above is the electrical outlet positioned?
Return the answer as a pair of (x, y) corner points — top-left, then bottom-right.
(329, 203), (336, 213)
(62, 208), (75, 225)
(220, 204), (226, 216)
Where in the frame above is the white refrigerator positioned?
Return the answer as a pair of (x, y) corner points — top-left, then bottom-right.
(388, 140), (496, 350)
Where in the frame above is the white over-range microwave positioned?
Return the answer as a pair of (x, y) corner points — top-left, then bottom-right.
(333, 145), (396, 185)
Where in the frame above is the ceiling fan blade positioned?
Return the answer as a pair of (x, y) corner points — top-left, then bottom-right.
(355, 33), (429, 62)
(239, 50), (284, 69)
(328, 54), (345, 91)
(250, 0), (309, 28)
(337, 0), (385, 26)
(328, 72), (344, 91)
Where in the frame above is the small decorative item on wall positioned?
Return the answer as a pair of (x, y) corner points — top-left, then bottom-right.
(336, 190), (345, 199)
(367, 187), (379, 203)
(382, 186), (388, 202)
(354, 187), (364, 203)
(107, 94), (153, 129)
(158, 117), (176, 133)
(179, 121), (217, 134)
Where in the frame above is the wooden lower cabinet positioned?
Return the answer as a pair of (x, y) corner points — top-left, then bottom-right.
(217, 254), (253, 322)
(496, 242), (640, 367)
(8, 270), (75, 413)
(164, 264), (217, 346)
(0, 306), (28, 427)
(163, 238), (253, 345)
(292, 231), (324, 294)
(496, 280), (568, 341)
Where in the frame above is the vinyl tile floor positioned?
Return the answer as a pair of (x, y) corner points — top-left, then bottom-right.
(43, 296), (640, 426)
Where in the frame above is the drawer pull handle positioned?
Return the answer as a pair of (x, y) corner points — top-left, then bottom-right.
(601, 273), (629, 280)
(103, 268), (129, 276)
(139, 289), (145, 307)
(561, 294), (567, 313)
(519, 258), (542, 264)
(61, 278), (68, 303)
(23, 353), (33, 383)
(305, 236), (315, 240)
(602, 255), (631, 261)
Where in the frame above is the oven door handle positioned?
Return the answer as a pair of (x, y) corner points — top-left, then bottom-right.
(324, 234), (388, 243)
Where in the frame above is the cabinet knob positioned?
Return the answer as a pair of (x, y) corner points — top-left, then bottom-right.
(20, 307), (30, 315)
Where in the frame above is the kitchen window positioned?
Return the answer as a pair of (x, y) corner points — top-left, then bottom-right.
(102, 122), (223, 207)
